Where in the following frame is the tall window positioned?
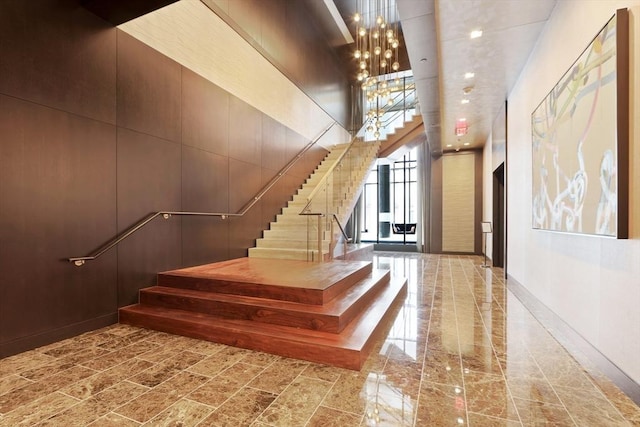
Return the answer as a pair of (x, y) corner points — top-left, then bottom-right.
(361, 148), (418, 244)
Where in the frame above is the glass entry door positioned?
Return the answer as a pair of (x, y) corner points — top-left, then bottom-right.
(361, 148), (418, 244)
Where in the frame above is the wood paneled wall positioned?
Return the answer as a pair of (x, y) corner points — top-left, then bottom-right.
(0, 0), (336, 358)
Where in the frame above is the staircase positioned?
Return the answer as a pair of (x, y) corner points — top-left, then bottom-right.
(249, 139), (380, 261)
(119, 257), (407, 370)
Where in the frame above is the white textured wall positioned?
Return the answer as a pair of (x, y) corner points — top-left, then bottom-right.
(507, 0), (640, 383)
(118, 0), (350, 146)
(443, 153), (475, 252)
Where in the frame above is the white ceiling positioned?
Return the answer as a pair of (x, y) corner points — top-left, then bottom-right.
(397, 0), (557, 155)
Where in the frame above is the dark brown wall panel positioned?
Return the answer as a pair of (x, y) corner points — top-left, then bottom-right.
(116, 30), (181, 142)
(0, 0), (346, 358)
(181, 146), (231, 267)
(229, 158), (263, 213)
(0, 95), (117, 343)
(227, 0), (263, 46)
(182, 68), (230, 157)
(0, 0), (116, 124)
(182, 216), (230, 268)
(228, 97), (262, 166)
(116, 128), (182, 306)
(261, 115), (287, 172)
(182, 146), (229, 213)
(260, 0), (287, 64)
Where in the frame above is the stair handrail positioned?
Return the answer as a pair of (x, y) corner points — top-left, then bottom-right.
(298, 76), (417, 260)
(332, 213), (352, 243)
(299, 136), (359, 213)
(68, 122), (337, 266)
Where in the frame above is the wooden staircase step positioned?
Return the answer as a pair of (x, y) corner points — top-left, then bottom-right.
(119, 276), (407, 370)
(157, 258), (372, 305)
(138, 269), (390, 333)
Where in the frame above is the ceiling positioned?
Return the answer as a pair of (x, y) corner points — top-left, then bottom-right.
(320, 0), (558, 156)
(398, 0), (558, 155)
(96, 0), (559, 157)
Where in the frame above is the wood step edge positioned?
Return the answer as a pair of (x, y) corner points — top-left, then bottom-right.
(119, 276), (407, 369)
(139, 269), (391, 332)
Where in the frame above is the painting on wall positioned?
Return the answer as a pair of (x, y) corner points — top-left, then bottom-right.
(531, 8), (629, 238)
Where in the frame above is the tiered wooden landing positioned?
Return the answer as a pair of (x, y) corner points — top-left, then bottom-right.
(119, 257), (407, 370)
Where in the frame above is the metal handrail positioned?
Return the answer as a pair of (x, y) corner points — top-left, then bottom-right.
(332, 214), (352, 243)
(68, 122), (337, 266)
(299, 78), (417, 260)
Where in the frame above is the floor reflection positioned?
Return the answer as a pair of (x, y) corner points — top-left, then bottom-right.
(0, 253), (638, 426)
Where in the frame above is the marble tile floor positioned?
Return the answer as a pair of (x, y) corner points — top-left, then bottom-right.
(1, 253), (639, 426)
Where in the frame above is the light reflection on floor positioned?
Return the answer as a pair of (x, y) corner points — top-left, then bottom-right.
(0, 253), (638, 426)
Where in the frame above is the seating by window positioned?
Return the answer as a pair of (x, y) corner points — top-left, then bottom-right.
(392, 223), (416, 234)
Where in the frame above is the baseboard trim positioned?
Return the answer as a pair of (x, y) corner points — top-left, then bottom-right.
(507, 275), (640, 405)
(0, 313), (118, 359)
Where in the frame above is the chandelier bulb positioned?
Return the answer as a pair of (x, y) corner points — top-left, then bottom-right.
(376, 15), (383, 25)
(374, 131), (380, 139)
(374, 46), (382, 55)
(354, 50), (361, 59)
(380, 59), (387, 68)
(391, 39), (399, 49)
(358, 27), (366, 37)
(359, 60), (367, 70)
(363, 51), (370, 59)
(387, 99), (393, 106)
(367, 125), (374, 132)
(372, 30), (379, 39)
(392, 61), (400, 71)
(354, 12), (361, 22)
(384, 49), (392, 59)
(386, 29), (394, 39)
(362, 69), (369, 78)
(357, 72), (364, 81)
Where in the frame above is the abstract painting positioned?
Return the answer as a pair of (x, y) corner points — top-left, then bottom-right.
(531, 9), (629, 238)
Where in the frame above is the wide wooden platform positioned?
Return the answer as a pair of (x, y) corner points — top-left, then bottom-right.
(119, 257), (407, 370)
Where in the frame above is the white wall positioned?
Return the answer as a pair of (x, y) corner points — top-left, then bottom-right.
(506, 0), (640, 384)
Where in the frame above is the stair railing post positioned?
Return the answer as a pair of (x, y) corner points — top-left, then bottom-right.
(317, 215), (323, 262)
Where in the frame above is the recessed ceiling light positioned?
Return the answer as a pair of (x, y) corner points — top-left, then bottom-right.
(463, 142), (470, 146)
(458, 118), (467, 122)
(420, 57), (427, 62)
(461, 99), (470, 104)
(446, 144), (453, 147)
(470, 29), (483, 39)
(462, 86), (474, 95)
(464, 72), (475, 79)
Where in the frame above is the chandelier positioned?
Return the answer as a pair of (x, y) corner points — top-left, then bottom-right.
(352, 0), (402, 140)
(353, 0), (400, 82)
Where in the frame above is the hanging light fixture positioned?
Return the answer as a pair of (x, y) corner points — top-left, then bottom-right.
(352, 0), (402, 141)
(352, 0), (400, 82)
